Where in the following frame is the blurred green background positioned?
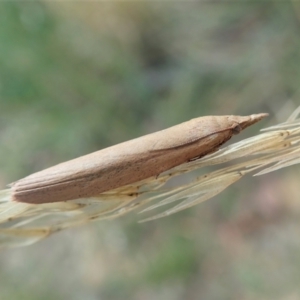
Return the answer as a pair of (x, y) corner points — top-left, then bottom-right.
(1, 1), (300, 300)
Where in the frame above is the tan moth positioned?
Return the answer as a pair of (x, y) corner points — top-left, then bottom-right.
(10, 114), (267, 204)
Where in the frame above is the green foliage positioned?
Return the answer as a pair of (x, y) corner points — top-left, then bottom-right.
(144, 235), (198, 283)
(1, 1), (300, 300)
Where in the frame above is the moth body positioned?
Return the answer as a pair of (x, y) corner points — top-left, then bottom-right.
(10, 114), (267, 204)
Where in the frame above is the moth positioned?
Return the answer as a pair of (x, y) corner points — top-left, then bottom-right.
(10, 114), (267, 205)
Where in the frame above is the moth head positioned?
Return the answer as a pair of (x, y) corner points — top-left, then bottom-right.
(229, 113), (269, 133)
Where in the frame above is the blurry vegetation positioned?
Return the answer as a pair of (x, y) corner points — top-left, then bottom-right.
(1, 1), (300, 300)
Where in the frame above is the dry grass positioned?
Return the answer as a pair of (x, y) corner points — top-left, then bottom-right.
(1, 108), (300, 248)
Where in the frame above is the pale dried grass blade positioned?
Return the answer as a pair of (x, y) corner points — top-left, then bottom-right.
(1, 108), (300, 247)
